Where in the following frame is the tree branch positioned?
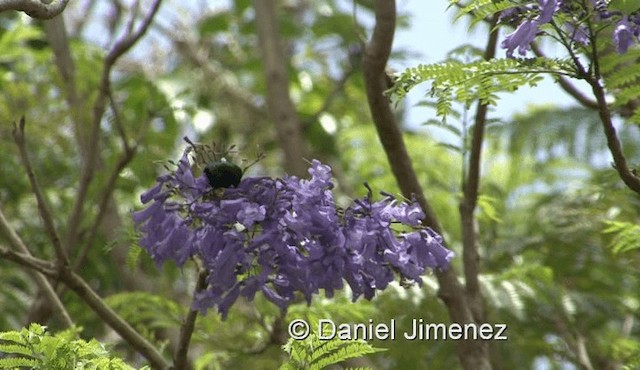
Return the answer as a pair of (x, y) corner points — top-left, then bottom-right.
(172, 265), (208, 370)
(43, 15), (77, 109)
(4, 209), (165, 366)
(253, 0), (308, 177)
(362, 0), (440, 232)
(585, 24), (640, 194)
(460, 14), (500, 324)
(0, 0), (69, 19)
(589, 78), (640, 193)
(362, 1), (491, 369)
(58, 266), (170, 369)
(12, 117), (70, 266)
(0, 245), (55, 276)
(0, 207), (73, 327)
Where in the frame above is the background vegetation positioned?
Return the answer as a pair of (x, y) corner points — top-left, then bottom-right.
(0, 0), (639, 369)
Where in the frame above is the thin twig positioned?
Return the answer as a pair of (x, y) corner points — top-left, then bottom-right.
(125, 0), (140, 37)
(64, 0), (163, 259)
(71, 142), (137, 271)
(70, 86), (154, 270)
(0, 207), (73, 327)
(69, 0), (99, 37)
(109, 91), (131, 152)
(69, 90), (138, 270)
(70, 90), (138, 271)
(556, 73), (599, 109)
(530, 43), (598, 109)
(12, 117), (69, 266)
(362, 2), (491, 369)
(173, 265), (208, 370)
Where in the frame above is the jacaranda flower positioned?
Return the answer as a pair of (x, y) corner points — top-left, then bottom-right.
(501, 0), (558, 57)
(133, 142), (454, 318)
(614, 16), (636, 53)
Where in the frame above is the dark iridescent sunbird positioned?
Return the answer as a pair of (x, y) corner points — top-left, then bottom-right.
(203, 159), (243, 189)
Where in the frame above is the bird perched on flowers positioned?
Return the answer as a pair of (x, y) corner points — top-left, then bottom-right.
(203, 158), (243, 189)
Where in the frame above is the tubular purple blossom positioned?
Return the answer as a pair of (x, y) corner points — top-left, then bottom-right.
(538, 0), (558, 24)
(614, 17), (635, 53)
(500, 0), (558, 57)
(502, 19), (539, 57)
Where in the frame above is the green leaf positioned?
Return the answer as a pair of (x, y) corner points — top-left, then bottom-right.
(478, 194), (503, 223)
(453, 0), (520, 26)
(436, 142), (463, 153)
(0, 357), (40, 368)
(0, 343), (32, 357)
(602, 220), (640, 254)
(199, 12), (231, 35)
(423, 118), (463, 137)
(608, 0), (640, 14)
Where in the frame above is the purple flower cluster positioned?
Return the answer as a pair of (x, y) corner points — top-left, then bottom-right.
(133, 147), (454, 318)
(500, 0), (640, 56)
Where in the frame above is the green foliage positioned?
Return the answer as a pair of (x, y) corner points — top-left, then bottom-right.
(607, 0), (640, 15)
(0, 266), (34, 329)
(105, 291), (185, 350)
(287, 298), (376, 332)
(390, 57), (576, 121)
(603, 220), (640, 254)
(477, 194), (503, 223)
(2, 1), (640, 369)
(186, 292), (378, 370)
(279, 330), (385, 370)
(600, 47), (640, 124)
(125, 244), (144, 272)
(613, 337), (640, 370)
(0, 323), (143, 369)
(488, 105), (617, 165)
(484, 263), (555, 321)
